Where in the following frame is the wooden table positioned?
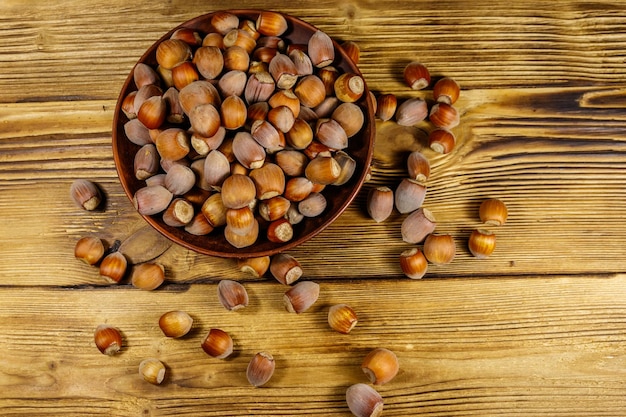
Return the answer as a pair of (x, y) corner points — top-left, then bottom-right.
(2, 1), (626, 415)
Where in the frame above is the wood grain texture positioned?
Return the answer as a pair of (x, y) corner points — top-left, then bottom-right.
(0, 278), (625, 416)
(1, 0), (626, 415)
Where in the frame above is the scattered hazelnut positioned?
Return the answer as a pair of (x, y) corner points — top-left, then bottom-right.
(70, 179), (102, 211)
(158, 310), (193, 338)
(139, 358), (166, 385)
(201, 328), (234, 359)
(328, 304), (358, 334)
(246, 351), (275, 387)
(346, 383), (384, 417)
(94, 324), (123, 355)
(361, 347), (399, 385)
(468, 229), (497, 259)
(74, 236), (105, 265)
(479, 198), (508, 226)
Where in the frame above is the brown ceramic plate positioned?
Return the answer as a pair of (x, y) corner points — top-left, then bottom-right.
(112, 10), (375, 258)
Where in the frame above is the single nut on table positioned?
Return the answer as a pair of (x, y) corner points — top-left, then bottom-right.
(423, 233), (456, 265)
(70, 179), (102, 211)
(375, 93), (397, 121)
(269, 253), (303, 285)
(401, 207), (437, 244)
(479, 198), (508, 226)
(345, 383), (384, 417)
(403, 61), (431, 90)
(367, 186), (394, 223)
(328, 304), (358, 334)
(433, 76), (461, 105)
(394, 178), (427, 214)
(99, 251), (128, 284)
(74, 236), (105, 266)
(94, 324), (123, 355)
(429, 102), (460, 129)
(428, 128), (456, 154)
(217, 279), (249, 311)
(395, 97), (428, 127)
(237, 255), (271, 278)
(139, 358), (166, 385)
(130, 262), (165, 290)
(468, 228), (497, 259)
(406, 151), (430, 183)
(159, 310), (193, 338)
(284, 280), (320, 314)
(399, 247), (429, 279)
(246, 351), (275, 387)
(201, 328), (234, 359)
(361, 347), (400, 385)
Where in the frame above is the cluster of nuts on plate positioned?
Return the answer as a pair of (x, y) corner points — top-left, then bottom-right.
(362, 62), (508, 280)
(121, 10), (369, 249)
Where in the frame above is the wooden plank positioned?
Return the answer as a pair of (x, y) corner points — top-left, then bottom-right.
(2, 1), (626, 102)
(0, 277), (625, 415)
(1, 87), (626, 285)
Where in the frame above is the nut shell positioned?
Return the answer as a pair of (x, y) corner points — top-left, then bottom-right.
(328, 304), (358, 334)
(246, 351), (275, 387)
(361, 348), (400, 385)
(70, 179), (102, 211)
(217, 279), (249, 310)
(131, 262), (165, 290)
(159, 310), (193, 338)
(346, 383), (384, 417)
(94, 324), (123, 355)
(139, 358), (166, 385)
(423, 233), (456, 265)
(201, 328), (234, 359)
